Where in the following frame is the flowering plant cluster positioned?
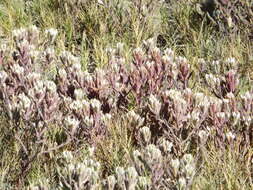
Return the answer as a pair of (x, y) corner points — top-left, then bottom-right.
(0, 26), (252, 188)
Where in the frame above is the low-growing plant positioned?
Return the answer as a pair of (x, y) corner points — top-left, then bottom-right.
(0, 25), (252, 189)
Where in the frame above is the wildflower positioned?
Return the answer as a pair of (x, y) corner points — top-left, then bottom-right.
(34, 80), (45, 94)
(198, 130), (209, 140)
(72, 62), (82, 71)
(162, 55), (173, 63)
(138, 176), (151, 188)
(12, 28), (27, 40)
(45, 28), (58, 41)
(90, 99), (101, 112)
(191, 109), (200, 122)
(140, 126), (151, 144)
(116, 42), (124, 54)
(115, 167), (125, 182)
(107, 175), (116, 190)
(126, 167), (138, 189)
(65, 115), (79, 131)
(159, 138), (173, 153)
(0, 71), (8, 82)
(133, 150), (141, 162)
(182, 154), (194, 165)
(62, 151), (73, 161)
(11, 64), (24, 75)
(226, 57), (236, 65)
(226, 131), (236, 141)
(74, 89), (84, 100)
(58, 68), (67, 79)
(28, 25), (39, 34)
(166, 89), (182, 100)
(178, 177), (186, 189)
(18, 93), (31, 109)
(145, 144), (162, 164)
(69, 100), (83, 111)
(226, 92), (235, 99)
(101, 113), (112, 125)
(133, 47), (144, 57)
(176, 56), (187, 65)
(171, 159), (180, 174)
(44, 47), (55, 57)
(185, 163), (195, 179)
(148, 94), (161, 115)
(84, 116), (94, 127)
(44, 80), (57, 93)
(241, 91), (252, 101)
(126, 110), (144, 126)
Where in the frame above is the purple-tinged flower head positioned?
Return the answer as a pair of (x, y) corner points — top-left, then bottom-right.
(84, 72), (93, 86)
(11, 63), (24, 76)
(82, 99), (91, 114)
(33, 80), (45, 95)
(126, 167), (138, 190)
(241, 91), (252, 115)
(158, 137), (173, 153)
(27, 72), (41, 84)
(0, 71), (8, 83)
(65, 115), (80, 134)
(133, 47), (145, 66)
(183, 88), (193, 105)
(148, 94), (161, 115)
(144, 144), (162, 165)
(226, 92), (235, 99)
(12, 28), (27, 42)
(178, 56), (190, 81)
(191, 109), (201, 122)
(74, 89), (84, 100)
(150, 46), (160, 58)
(101, 113), (112, 126)
(205, 74), (220, 88)
(182, 154), (194, 165)
(144, 38), (156, 50)
(225, 57), (237, 69)
(184, 162), (195, 179)
(69, 100), (83, 111)
(226, 131), (236, 141)
(84, 116), (94, 127)
(58, 68), (67, 80)
(198, 130), (209, 141)
(162, 55), (173, 65)
(45, 80), (57, 94)
(60, 51), (79, 66)
(90, 99), (101, 113)
(241, 91), (252, 107)
(18, 93), (31, 110)
(225, 70), (239, 93)
(126, 110), (144, 127)
(140, 126), (151, 144)
(44, 47), (55, 62)
(164, 48), (174, 58)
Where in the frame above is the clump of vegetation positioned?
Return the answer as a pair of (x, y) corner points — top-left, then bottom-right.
(0, 0), (252, 189)
(199, 0), (253, 35)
